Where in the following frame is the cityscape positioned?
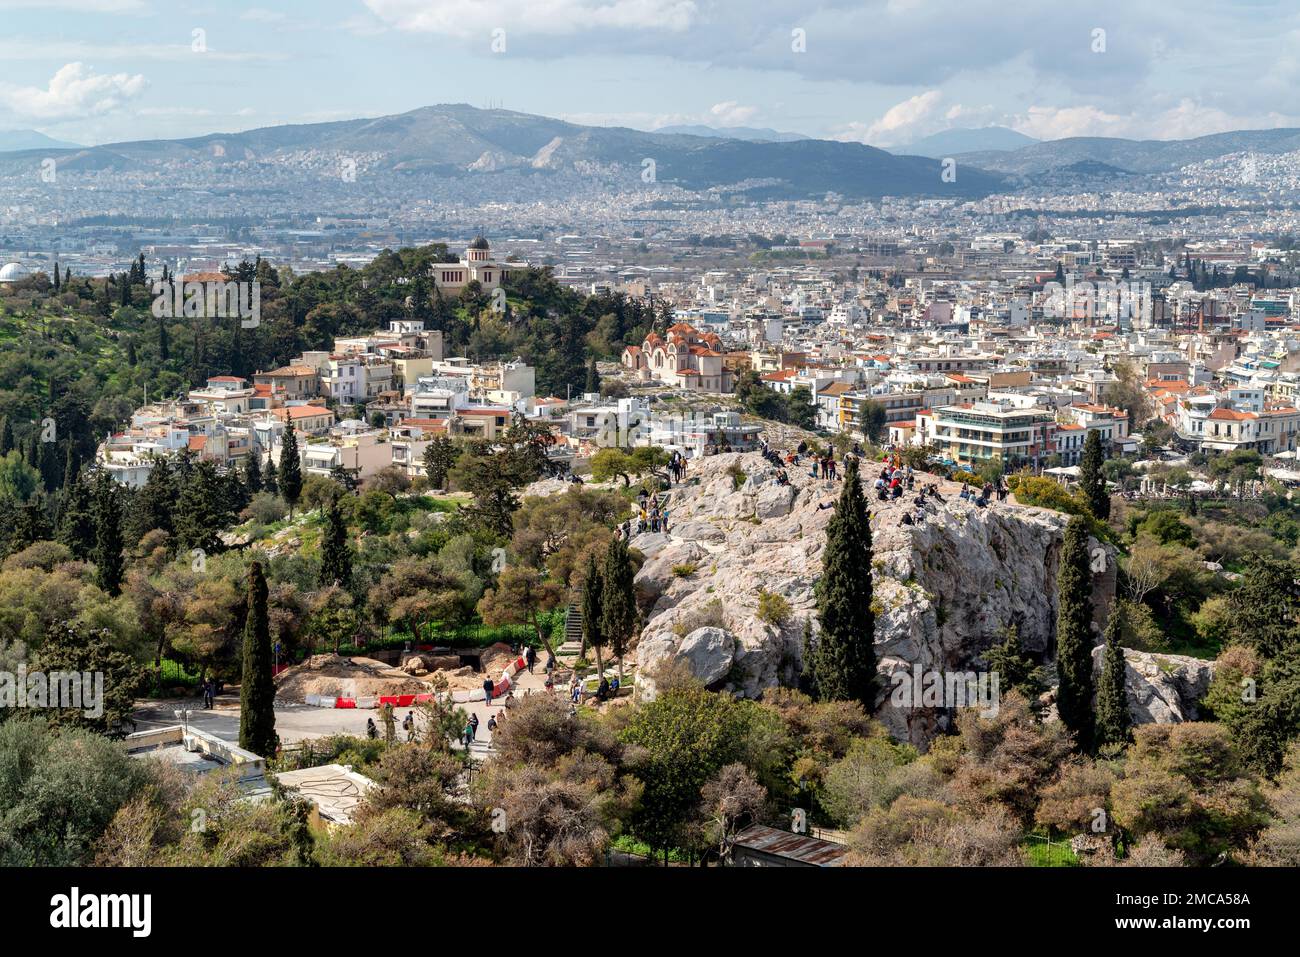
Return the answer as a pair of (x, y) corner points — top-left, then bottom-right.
(0, 0), (1290, 935)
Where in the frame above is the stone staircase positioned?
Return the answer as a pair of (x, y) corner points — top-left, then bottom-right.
(560, 603), (584, 656)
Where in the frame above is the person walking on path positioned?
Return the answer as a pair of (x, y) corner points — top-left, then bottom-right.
(526, 645), (537, 674)
(403, 710), (415, 742)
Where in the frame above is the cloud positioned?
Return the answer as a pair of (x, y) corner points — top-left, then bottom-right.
(834, 90), (942, 147)
(0, 0), (143, 10)
(708, 101), (758, 127)
(0, 62), (147, 120)
(362, 0), (698, 37)
(240, 8), (286, 22)
(1012, 100), (1300, 141)
(0, 38), (283, 62)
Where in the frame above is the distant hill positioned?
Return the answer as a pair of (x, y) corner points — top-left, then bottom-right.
(653, 124), (810, 143)
(0, 129), (82, 153)
(955, 128), (1300, 176)
(0, 103), (1004, 200)
(893, 126), (1037, 158)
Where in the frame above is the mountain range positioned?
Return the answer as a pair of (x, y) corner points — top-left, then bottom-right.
(5, 105), (1300, 201)
(0, 104), (1002, 200)
(652, 124), (810, 143)
(0, 129), (82, 153)
(954, 127), (1300, 176)
(893, 126), (1038, 158)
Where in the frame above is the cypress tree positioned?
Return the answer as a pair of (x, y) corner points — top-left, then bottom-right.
(0, 417), (12, 456)
(422, 434), (457, 490)
(61, 439), (77, 493)
(238, 560), (277, 757)
(91, 472), (124, 596)
(318, 498), (352, 590)
(811, 457), (876, 705)
(133, 456), (175, 540)
(278, 420), (302, 518)
(11, 497), (51, 553)
(581, 551), (606, 672)
(600, 536), (636, 683)
(243, 449), (263, 493)
(157, 314), (169, 361)
(585, 354), (600, 395)
(174, 460), (223, 555)
(1056, 515), (1096, 752)
(52, 262), (60, 292)
(1079, 428), (1109, 520)
(126, 338), (137, 366)
(1094, 606), (1131, 750)
(58, 471), (95, 560)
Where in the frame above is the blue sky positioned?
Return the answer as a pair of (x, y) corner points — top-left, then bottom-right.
(1, 0), (1298, 147)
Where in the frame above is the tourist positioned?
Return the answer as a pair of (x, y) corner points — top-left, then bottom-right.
(462, 720), (474, 747)
(661, 507), (671, 534)
(469, 713), (480, 740)
(403, 711), (415, 742)
(596, 676), (610, 702)
(366, 718), (379, 740)
(504, 690), (517, 709)
(609, 676), (620, 697)
(487, 714), (497, 733)
(483, 676), (495, 703)
(525, 645), (537, 674)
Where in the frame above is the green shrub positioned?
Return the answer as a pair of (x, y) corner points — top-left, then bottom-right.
(672, 563), (698, 578)
(672, 598), (726, 637)
(757, 588), (792, 627)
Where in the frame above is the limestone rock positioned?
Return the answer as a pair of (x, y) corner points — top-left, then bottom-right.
(755, 482), (797, 519)
(678, 627), (737, 685)
(527, 450), (1118, 748)
(1090, 644), (1214, 724)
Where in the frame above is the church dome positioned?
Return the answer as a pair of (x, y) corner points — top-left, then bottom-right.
(468, 236), (490, 251)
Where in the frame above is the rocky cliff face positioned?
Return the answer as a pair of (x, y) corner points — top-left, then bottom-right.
(533, 450), (1205, 747)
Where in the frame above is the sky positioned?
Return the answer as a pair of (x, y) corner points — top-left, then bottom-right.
(1, 0), (1299, 148)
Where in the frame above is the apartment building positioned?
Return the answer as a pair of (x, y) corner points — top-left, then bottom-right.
(931, 401), (1056, 467)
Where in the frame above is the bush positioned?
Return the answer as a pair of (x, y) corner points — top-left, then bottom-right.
(1009, 476), (1097, 525)
(726, 461), (747, 491)
(672, 563), (698, 578)
(756, 588), (791, 627)
(672, 598), (726, 637)
(244, 492), (288, 526)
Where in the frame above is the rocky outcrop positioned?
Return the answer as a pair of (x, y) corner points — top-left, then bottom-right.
(1090, 645), (1214, 724)
(624, 451), (1117, 746)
